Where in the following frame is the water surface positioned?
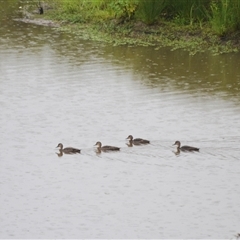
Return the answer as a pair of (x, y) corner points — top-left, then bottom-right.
(0, 1), (240, 238)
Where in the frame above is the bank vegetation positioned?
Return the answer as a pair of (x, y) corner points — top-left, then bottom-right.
(39, 0), (240, 54)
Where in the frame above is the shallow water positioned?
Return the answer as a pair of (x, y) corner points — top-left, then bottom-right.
(0, 1), (240, 238)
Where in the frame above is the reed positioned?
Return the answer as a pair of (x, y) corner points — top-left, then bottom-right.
(210, 0), (240, 35)
(167, 0), (210, 25)
(136, 0), (167, 25)
(46, 0), (240, 36)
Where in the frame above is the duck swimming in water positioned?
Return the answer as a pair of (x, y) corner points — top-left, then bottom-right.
(173, 141), (199, 152)
(94, 141), (120, 152)
(56, 143), (81, 154)
(126, 135), (150, 145)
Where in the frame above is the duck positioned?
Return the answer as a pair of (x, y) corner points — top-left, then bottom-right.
(173, 141), (199, 152)
(56, 143), (81, 154)
(126, 135), (150, 145)
(38, 6), (44, 14)
(94, 141), (120, 152)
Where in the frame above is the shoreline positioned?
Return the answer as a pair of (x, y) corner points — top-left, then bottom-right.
(13, 18), (60, 27)
(16, 9), (240, 55)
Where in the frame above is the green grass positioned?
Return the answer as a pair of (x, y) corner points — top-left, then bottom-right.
(136, 0), (167, 25)
(41, 0), (240, 54)
(210, 0), (240, 35)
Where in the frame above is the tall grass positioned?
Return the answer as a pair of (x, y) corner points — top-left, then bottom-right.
(166, 0), (210, 25)
(211, 0), (240, 35)
(46, 0), (240, 35)
(46, 0), (114, 22)
(136, 0), (167, 25)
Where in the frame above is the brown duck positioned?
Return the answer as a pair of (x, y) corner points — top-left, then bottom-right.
(126, 135), (150, 145)
(56, 143), (81, 154)
(94, 141), (120, 152)
(173, 141), (199, 152)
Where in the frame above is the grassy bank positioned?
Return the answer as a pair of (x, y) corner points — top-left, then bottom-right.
(38, 0), (240, 54)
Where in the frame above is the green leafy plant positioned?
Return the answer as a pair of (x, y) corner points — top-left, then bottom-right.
(108, 0), (138, 20)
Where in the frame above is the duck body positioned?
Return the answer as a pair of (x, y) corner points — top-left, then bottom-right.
(39, 6), (44, 14)
(94, 141), (120, 152)
(126, 135), (150, 145)
(56, 143), (81, 154)
(173, 141), (199, 152)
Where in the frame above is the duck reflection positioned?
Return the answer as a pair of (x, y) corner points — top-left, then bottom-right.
(173, 148), (181, 156)
(126, 141), (145, 147)
(94, 148), (102, 155)
(126, 142), (133, 147)
(56, 151), (63, 157)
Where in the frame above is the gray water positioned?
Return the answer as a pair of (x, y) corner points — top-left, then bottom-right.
(0, 1), (240, 238)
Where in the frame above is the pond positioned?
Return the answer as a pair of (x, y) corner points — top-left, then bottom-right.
(0, 0), (240, 238)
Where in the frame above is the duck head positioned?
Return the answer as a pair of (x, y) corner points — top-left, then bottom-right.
(94, 141), (102, 148)
(126, 135), (133, 141)
(173, 141), (181, 147)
